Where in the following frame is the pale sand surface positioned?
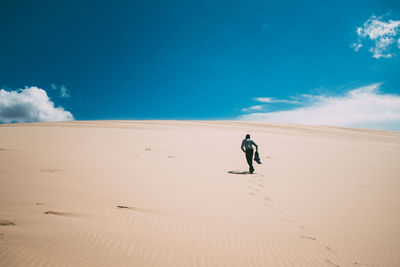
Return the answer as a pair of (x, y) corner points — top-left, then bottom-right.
(1, 120), (400, 267)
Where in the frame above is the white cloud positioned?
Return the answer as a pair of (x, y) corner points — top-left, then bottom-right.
(52, 84), (70, 98)
(351, 42), (363, 51)
(353, 15), (400, 59)
(261, 24), (269, 32)
(254, 97), (298, 104)
(242, 105), (263, 112)
(60, 86), (70, 98)
(241, 97), (299, 113)
(0, 86), (74, 123)
(240, 83), (400, 132)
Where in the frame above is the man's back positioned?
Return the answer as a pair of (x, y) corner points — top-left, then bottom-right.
(242, 139), (256, 151)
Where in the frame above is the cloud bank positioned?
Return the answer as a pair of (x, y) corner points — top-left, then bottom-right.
(240, 84), (400, 132)
(0, 86), (74, 123)
(352, 15), (400, 59)
(241, 105), (263, 112)
(241, 97), (299, 113)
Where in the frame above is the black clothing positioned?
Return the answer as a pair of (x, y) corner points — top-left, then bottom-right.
(254, 151), (262, 164)
(241, 137), (258, 174)
(242, 139), (256, 150)
(245, 148), (254, 173)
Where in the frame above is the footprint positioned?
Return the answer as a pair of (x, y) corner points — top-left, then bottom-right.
(44, 211), (80, 217)
(299, 225), (306, 230)
(325, 259), (340, 267)
(40, 169), (63, 173)
(264, 197), (272, 201)
(0, 220), (15, 226)
(282, 218), (295, 223)
(353, 262), (369, 266)
(300, 235), (317, 241)
(258, 184), (264, 187)
(325, 246), (337, 254)
(145, 148), (169, 154)
(36, 202), (46, 205)
(116, 205), (153, 213)
(246, 192), (256, 196)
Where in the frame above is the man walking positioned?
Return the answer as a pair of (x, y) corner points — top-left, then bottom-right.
(241, 134), (258, 174)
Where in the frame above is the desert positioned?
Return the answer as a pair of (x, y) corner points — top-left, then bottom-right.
(1, 120), (400, 266)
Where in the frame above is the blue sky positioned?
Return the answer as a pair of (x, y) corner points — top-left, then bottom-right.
(1, 0), (400, 130)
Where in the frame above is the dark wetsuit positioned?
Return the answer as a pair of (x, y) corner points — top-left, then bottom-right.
(241, 138), (258, 173)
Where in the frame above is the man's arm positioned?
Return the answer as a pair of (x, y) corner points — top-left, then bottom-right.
(252, 141), (258, 152)
(241, 140), (246, 152)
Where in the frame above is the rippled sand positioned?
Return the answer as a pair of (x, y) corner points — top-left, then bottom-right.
(1, 121), (400, 266)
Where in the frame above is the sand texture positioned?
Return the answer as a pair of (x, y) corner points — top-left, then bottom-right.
(1, 120), (400, 267)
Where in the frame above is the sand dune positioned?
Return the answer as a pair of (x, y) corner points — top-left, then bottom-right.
(1, 121), (400, 266)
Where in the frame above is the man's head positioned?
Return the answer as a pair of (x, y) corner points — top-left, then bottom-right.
(245, 134), (250, 139)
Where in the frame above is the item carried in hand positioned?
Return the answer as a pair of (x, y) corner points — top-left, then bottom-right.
(254, 151), (262, 164)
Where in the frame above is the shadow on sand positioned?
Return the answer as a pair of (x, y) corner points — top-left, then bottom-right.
(227, 170), (251, 175)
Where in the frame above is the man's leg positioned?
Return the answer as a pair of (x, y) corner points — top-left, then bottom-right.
(246, 149), (254, 173)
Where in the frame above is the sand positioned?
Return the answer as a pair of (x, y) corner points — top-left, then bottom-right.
(1, 120), (400, 267)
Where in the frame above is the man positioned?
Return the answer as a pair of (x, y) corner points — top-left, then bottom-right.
(241, 134), (258, 174)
